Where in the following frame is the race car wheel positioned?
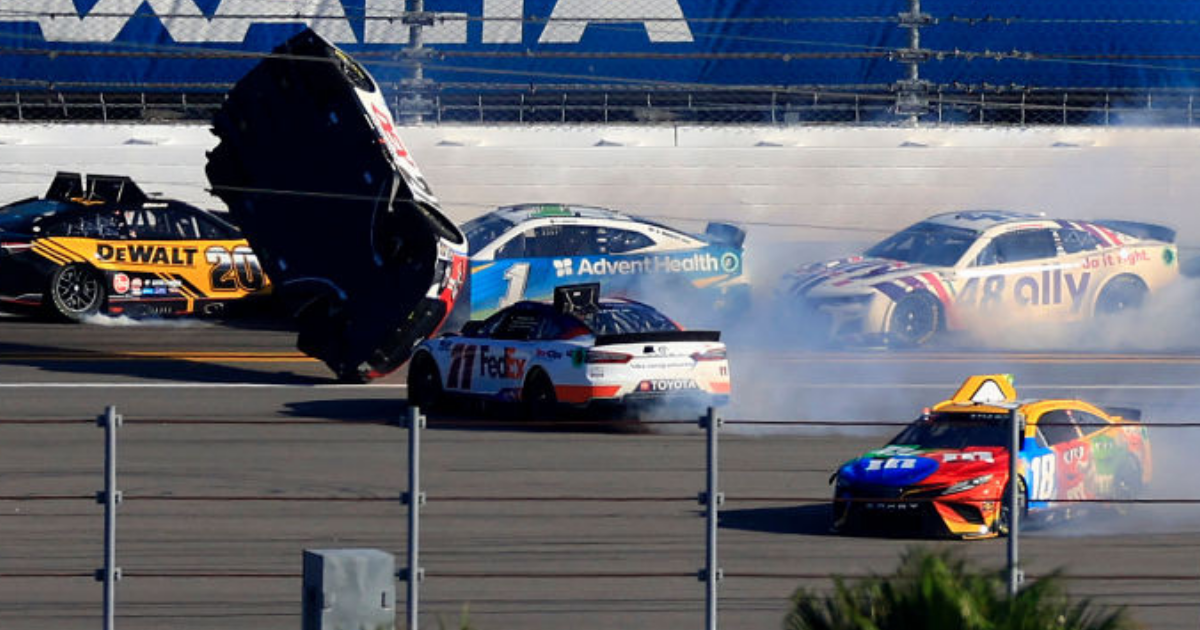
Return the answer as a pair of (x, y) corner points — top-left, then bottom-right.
(1095, 276), (1147, 315)
(887, 292), (940, 347)
(996, 477), (1028, 537)
(522, 369), (558, 421)
(406, 353), (443, 413)
(47, 264), (105, 321)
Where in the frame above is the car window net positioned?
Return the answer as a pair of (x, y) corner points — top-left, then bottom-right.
(584, 302), (679, 335)
(888, 412), (1010, 449)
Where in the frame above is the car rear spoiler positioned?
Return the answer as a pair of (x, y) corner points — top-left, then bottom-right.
(704, 222), (745, 248)
(1103, 406), (1142, 422)
(1094, 220), (1176, 244)
(594, 330), (721, 346)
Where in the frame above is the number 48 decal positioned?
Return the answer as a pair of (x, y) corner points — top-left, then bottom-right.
(1028, 453), (1056, 501)
(206, 245), (264, 291)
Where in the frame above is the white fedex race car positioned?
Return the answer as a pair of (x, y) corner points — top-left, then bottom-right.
(780, 211), (1178, 346)
(407, 284), (731, 419)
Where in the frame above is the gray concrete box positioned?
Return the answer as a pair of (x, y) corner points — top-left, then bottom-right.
(303, 549), (396, 630)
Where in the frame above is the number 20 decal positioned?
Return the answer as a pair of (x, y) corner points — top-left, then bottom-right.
(1028, 453), (1056, 501)
(206, 245), (264, 292)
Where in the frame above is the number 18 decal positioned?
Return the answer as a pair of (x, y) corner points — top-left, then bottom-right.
(1028, 453), (1056, 501)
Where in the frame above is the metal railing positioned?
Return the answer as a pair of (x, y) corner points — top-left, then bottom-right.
(2, 87), (1198, 127)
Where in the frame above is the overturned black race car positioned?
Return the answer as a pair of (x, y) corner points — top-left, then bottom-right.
(206, 29), (467, 382)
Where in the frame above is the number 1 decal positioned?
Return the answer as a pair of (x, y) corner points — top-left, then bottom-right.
(500, 262), (530, 307)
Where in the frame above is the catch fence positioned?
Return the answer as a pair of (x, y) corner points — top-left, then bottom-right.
(4, 87), (1200, 127)
(1, 405), (1198, 629)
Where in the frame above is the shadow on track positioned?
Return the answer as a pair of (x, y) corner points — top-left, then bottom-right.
(284, 398), (666, 434)
(0, 340), (328, 385)
(720, 503), (838, 537)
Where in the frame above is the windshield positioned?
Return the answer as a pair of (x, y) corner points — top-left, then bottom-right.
(888, 412), (1009, 449)
(0, 199), (63, 232)
(865, 222), (978, 267)
(463, 213), (515, 254)
(586, 302), (680, 335)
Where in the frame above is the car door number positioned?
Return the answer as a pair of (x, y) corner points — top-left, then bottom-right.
(207, 245), (264, 292)
(1029, 453), (1056, 501)
(500, 262), (530, 307)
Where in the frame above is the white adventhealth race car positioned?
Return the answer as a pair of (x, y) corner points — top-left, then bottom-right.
(407, 284), (731, 419)
(779, 211), (1178, 346)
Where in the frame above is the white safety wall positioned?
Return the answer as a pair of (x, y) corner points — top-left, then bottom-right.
(1, 123), (1198, 245)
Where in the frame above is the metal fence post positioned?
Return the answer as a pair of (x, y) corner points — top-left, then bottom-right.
(699, 407), (723, 630)
(1007, 410), (1024, 598)
(400, 406), (426, 630)
(96, 406), (122, 630)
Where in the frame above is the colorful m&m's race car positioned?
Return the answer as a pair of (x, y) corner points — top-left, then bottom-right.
(831, 374), (1151, 539)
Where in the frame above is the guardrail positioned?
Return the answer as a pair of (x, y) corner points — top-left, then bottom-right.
(1, 406), (1198, 628)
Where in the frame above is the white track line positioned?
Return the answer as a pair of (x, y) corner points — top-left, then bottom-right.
(0, 382), (406, 389)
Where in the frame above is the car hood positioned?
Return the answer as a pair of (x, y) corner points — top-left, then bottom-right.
(781, 256), (944, 298)
(206, 29), (466, 380)
(836, 446), (1007, 487)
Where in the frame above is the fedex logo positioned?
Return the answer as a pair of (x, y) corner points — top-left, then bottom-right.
(9, 0), (693, 44)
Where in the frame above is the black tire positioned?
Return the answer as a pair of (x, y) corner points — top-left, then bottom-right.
(996, 477), (1028, 537)
(1095, 276), (1147, 316)
(46, 264), (104, 321)
(406, 353), (443, 413)
(522, 369), (558, 421)
(887, 292), (940, 347)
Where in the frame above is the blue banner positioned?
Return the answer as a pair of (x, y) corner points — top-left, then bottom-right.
(0, 1), (1198, 90)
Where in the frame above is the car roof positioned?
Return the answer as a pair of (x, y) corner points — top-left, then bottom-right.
(491, 203), (639, 224)
(923, 210), (1046, 230)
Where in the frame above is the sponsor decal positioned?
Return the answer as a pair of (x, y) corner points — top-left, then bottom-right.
(535, 349), (564, 360)
(720, 252), (740, 273)
(130, 277), (143, 293)
(1063, 445), (1087, 464)
(1164, 248), (1176, 265)
(96, 244), (198, 266)
(4, 0), (694, 45)
(637, 379), (700, 393)
(943, 451), (995, 463)
(112, 273), (130, 294)
(553, 258), (573, 278)
(864, 457), (919, 472)
(954, 270), (1091, 313)
(572, 252), (725, 277)
(478, 345), (526, 379)
(1084, 249), (1149, 269)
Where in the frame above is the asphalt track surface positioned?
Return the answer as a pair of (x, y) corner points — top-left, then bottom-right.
(2, 317), (1200, 630)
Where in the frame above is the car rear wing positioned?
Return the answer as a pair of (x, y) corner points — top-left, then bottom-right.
(704, 222), (745, 248)
(1103, 406), (1143, 422)
(594, 330), (721, 346)
(1094, 220), (1176, 244)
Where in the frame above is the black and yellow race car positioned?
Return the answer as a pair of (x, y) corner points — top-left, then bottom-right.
(0, 172), (269, 320)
